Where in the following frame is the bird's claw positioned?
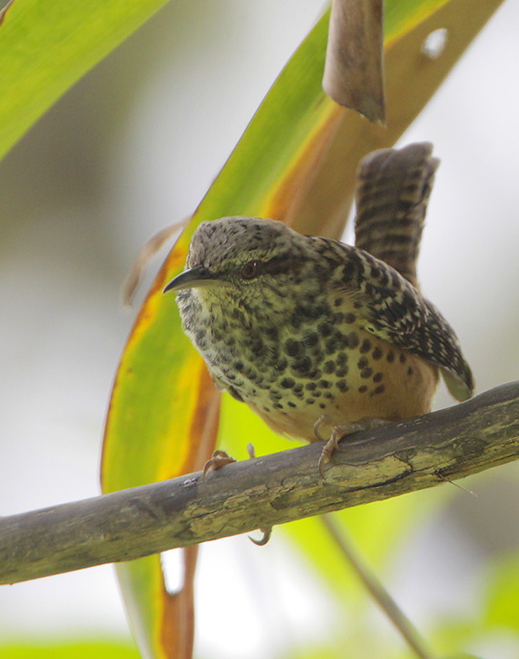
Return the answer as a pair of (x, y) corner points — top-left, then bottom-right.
(318, 427), (342, 479)
(202, 450), (237, 479)
(313, 414), (330, 442)
(248, 527), (273, 546)
(318, 417), (393, 479)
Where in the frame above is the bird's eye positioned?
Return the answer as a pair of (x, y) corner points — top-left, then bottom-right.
(241, 260), (259, 279)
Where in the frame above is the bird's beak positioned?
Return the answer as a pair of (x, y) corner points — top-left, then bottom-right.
(163, 265), (220, 293)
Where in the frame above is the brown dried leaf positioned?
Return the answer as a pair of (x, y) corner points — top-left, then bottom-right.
(123, 218), (190, 306)
(323, 0), (385, 122)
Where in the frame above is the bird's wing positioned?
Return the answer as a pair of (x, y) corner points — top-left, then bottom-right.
(319, 238), (474, 401)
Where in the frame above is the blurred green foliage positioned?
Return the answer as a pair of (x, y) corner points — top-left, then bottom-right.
(0, 640), (140, 659)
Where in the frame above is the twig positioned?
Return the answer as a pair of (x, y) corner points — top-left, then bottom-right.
(322, 515), (436, 659)
(0, 381), (518, 585)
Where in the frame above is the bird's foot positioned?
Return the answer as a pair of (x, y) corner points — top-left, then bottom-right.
(203, 445), (273, 544)
(203, 443), (256, 478)
(245, 443), (273, 545)
(202, 449), (237, 479)
(317, 417), (392, 479)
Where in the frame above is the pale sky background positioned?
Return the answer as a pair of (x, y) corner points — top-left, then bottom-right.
(0, 1), (519, 658)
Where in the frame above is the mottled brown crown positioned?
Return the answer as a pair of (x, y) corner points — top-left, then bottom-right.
(354, 142), (439, 288)
(185, 217), (302, 273)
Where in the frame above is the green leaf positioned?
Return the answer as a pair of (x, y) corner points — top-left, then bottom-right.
(0, 0), (169, 160)
(484, 552), (519, 633)
(0, 640), (139, 659)
(97, 0), (506, 657)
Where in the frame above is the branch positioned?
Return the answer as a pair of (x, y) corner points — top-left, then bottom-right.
(2, 381), (519, 585)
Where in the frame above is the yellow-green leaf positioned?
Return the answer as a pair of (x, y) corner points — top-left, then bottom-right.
(0, 640), (140, 659)
(484, 553), (519, 632)
(0, 0), (170, 161)
(101, 0), (505, 657)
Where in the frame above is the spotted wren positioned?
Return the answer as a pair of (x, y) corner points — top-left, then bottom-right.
(164, 143), (474, 473)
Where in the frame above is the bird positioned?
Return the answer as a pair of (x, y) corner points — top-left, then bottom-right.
(163, 142), (474, 476)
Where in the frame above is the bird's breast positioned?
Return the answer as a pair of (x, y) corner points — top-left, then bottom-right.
(183, 294), (439, 442)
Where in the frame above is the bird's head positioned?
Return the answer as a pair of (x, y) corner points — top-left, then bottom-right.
(163, 217), (314, 316)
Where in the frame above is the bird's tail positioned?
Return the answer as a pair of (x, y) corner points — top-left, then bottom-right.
(354, 142), (439, 289)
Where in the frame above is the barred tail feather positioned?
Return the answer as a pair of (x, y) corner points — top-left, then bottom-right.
(354, 142), (439, 288)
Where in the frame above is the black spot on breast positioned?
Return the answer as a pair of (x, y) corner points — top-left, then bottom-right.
(387, 351), (395, 363)
(373, 372), (383, 383)
(372, 347), (383, 360)
(318, 322), (333, 337)
(306, 398), (315, 404)
(292, 357), (312, 374)
(284, 339), (303, 357)
(250, 339), (265, 357)
(305, 382), (316, 391)
(342, 261), (356, 283)
(336, 380), (349, 392)
(344, 313), (356, 324)
(361, 368), (373, 378)
(373, 384), (385, 395)
(358, 385), (368, 393)
(399, 353), (407, 363)
(337, 352), (348, 364)
(407, 366), (414, 376)
(234, 361), (244, 372)
(302, 332), (319, 348)
(280, 377), (295, 388)
(288, 401), (296, 408)
(357, 356), (369, 369)
(290, 313), (303, 330)
(360, 339), (372, 354)
(323, 361), (335, 374)
(273, 402), (284, 409)
(318, 379), (331, 389)
(315, 304), (331, 318)
(334, 297), (343, 307)
(325, 338), (338, 354)
(293, 304), (309, 320)
(264, 326), (278, 341)
(319, 403), (326, 409)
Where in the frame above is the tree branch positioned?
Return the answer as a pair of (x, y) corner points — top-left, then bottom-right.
(2, 381), (519, 585)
